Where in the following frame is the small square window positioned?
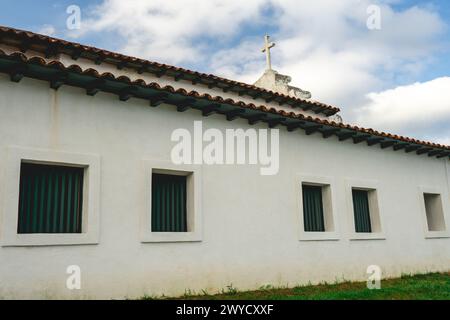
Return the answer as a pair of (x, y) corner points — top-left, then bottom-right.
(423, 193), (446, 232)
(301, 183), (335, 233)
(142, 160), (202, 243)
(298, 176), (339, 241)
(151, 173), (187, 232)
(18, 162), (84, 234)
(352, 189), (372, 233)
(140, 159), (203, 243)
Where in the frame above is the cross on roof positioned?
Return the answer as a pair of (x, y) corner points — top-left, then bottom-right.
(261, 35), (276, 70)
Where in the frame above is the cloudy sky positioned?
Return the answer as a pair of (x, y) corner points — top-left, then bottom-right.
(1, 0), (449, 144)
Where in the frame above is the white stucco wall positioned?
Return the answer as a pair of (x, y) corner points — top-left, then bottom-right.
(0, 73), (449, 299)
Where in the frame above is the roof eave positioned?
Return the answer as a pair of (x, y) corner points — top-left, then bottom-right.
(0, 25), (341, 116)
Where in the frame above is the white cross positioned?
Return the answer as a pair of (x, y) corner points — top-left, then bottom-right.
(261, 35), (276, 70)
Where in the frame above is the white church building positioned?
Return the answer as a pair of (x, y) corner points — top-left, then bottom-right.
(0, 27), (449, 299)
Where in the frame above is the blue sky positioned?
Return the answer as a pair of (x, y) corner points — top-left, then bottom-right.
(0, 0), (449, 144)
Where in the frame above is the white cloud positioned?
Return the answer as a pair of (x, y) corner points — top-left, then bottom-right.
(72, 0), (449, 144)
(437, 136), (450, 146)
(77, 0), (269, 64)
(38, 24), (56, 36)
(356, 77), (450, 144)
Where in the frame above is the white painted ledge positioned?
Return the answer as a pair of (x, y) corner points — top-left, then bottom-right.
(140, 232), (202, 243)
(425, 231), (450, 239)
(1, 233), (99, 247)
(349, 232), (386, 241)
(298, 231), (340, 242)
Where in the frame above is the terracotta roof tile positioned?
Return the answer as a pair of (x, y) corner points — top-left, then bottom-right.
(0, 25), (340, 116)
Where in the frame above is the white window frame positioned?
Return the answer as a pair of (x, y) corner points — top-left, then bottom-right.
(297, 174), (340, 241)
(345, 179), (385, 241)
(418, 186), (450, 239)
(141, 159), (202, 243)
(0, 146), (101, 247)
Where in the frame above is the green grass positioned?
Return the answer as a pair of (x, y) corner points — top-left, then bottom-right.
(147, 272), (450, 300)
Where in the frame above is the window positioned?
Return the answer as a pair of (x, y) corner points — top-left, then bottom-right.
(346, 182), (384, 240)
(352, 189), (372, 233)
(1, 147), (100, 247)
(18, 163), (84, 234)
(151, 173), (187, 232)
(298, 176), (339, 241)
(141, 159), (202, 243)
(302, 185), (325, 232)
(423, 193), (446, 232)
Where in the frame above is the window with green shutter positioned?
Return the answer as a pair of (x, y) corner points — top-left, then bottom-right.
(302, 185), (325, 232)
(352, 189), (372, 233)
(18, 163), (84, 234)
(152, 173), (187, 232)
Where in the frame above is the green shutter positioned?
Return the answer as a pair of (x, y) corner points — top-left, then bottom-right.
(302, 185), (325, 232)
(152, 173), (187, 232)
(352, 190), (372, 233)
(18, 163), (84, 234)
